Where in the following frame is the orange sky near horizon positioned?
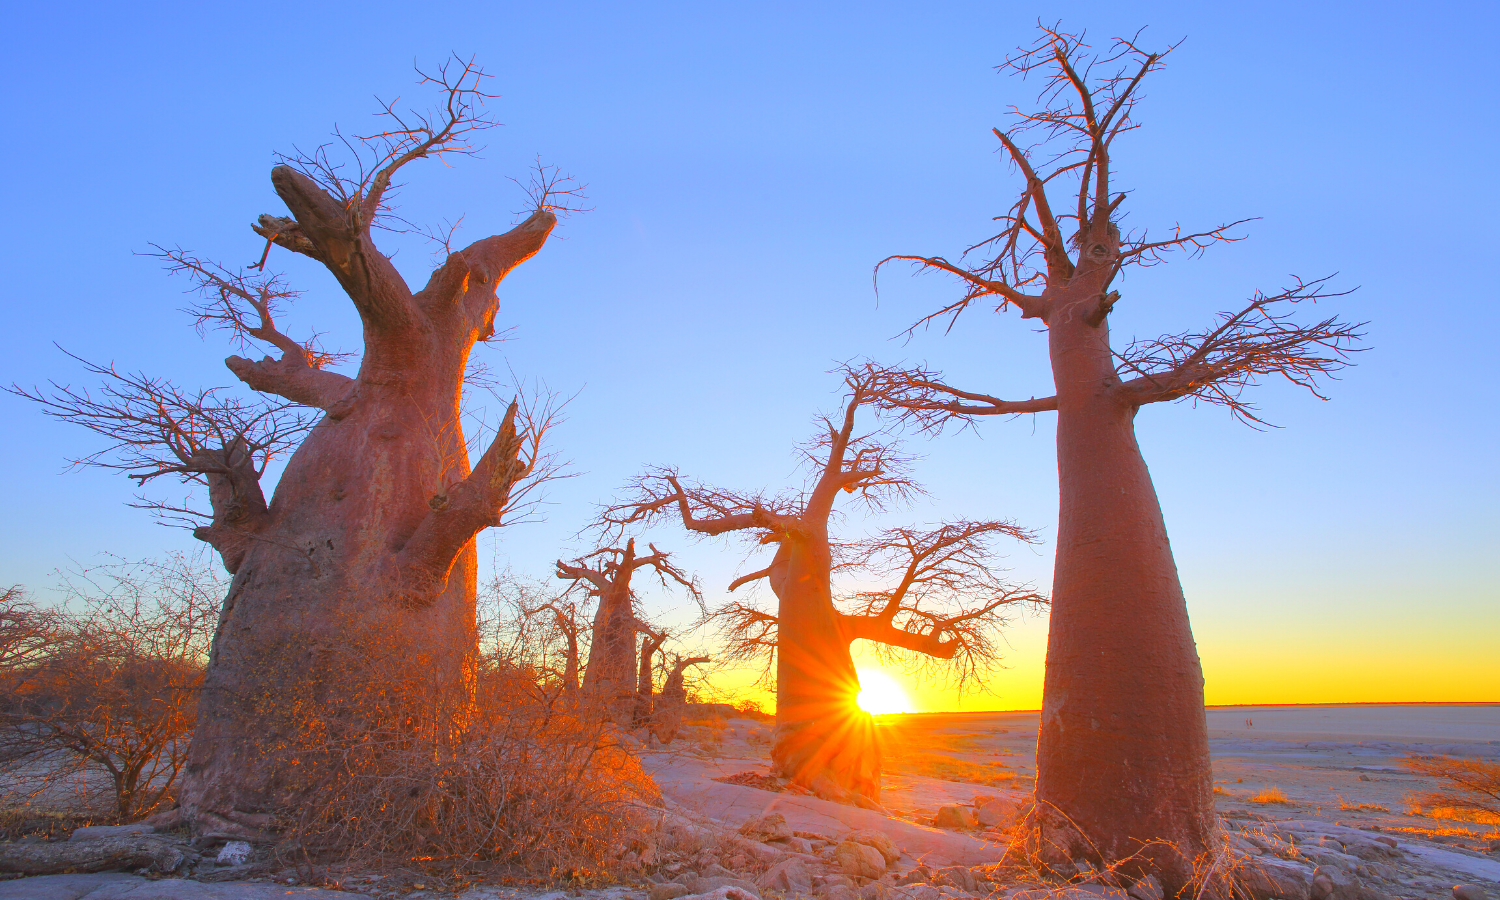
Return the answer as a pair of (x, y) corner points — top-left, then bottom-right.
(715, 611), (1500, 714)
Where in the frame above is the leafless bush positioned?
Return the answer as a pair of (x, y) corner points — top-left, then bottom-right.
(0, 555), (222, 821)
(267, 610), (657, 878)
(1402, 755), (1500, 824)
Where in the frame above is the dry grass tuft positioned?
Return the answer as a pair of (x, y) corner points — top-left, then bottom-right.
(1335, 796), (1389, 812)
(1249, 786), (1291, 804)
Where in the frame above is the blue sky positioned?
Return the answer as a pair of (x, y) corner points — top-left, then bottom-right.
(2, 1), (1496, 706)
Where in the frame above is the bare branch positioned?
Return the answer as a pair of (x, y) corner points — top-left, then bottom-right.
(509, 157), (593, 219)
(1115, 277), (1365, 427)
(276, 55), (499, 228)
(149, 246), (356, 411)
(837, 520), (1046, 693)
(856, 360), (1056, 434)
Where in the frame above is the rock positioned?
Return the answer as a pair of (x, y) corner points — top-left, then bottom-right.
(862, 883), (896, 900)
(1453, 887), (1489, 900)
(837, 841), (888, 880)
(1311, 871), (1336, 900)
(741, 812), (793, 843)
(821, 886), (861, 900)
(897, 887), (942, 900)
(652, 884), (693, 900)
(933, 806), (977, 830)
(68, 824), (156, 842)
(1357, 774), (1371, 781)
(216, 840), (254, 866)
(729, 836), (786, 865)
(0, 871), (373, 898)
(932, 866), (976, 893)
(895, 867), (931, 887)
(846, 829), (901, 864)
(779, 836), (814, 855)
(1126, 875), (1164, 900)
(0, 873), (143, 900)
(1240, 861), (1311, 900)
(976, 798), (1021, 829)
(683, 888), (762, 900)
(758, 859), (814, 895)
(692, 875), (762, 898)
(0, 836), (185, 876)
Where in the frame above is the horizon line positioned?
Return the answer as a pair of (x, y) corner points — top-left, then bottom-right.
(872, 700), (1500, 716)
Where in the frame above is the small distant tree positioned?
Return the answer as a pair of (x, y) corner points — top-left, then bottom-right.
(483, 575), (584, 700)
(554, 539), (698, 724)
(0, 555), (223, 821)
(9, 59), (575, 834)
(608, 370), (1041, 802)
(633, 626), (668, 728)
(651, 653), (711, 744)
(866, 27), (1363, 889)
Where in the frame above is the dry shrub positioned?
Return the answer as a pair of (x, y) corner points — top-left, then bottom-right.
(0, 556), (220, 821)
(1401, 755), (1500, 825)
(264, 613), (657, 879)
(1249, 786), (1289, 804)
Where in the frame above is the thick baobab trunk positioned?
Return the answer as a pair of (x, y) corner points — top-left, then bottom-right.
(1034, 299), (1214, 891)
(179, 166), (555, 838)
(583, 583), (638, 722)
(769, 537), (879, 802)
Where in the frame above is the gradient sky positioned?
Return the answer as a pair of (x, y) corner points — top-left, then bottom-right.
(2, 1), (1496, 711)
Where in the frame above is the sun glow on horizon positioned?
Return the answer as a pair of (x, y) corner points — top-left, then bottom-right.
(855, 667), (914, 715)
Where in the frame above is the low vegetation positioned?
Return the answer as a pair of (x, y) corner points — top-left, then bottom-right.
(1249, 786), (1291, 805)
(1402, 755), (1500, 825)
(0, 556), (219, 821)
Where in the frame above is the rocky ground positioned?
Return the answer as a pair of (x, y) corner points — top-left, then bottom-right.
(2, 706), (1496, 900)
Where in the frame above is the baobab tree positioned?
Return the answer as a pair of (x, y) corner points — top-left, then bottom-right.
(868, 28), (1363, 890)
(633, 626), (668, 728)
(650, 652), (711, 744)
(555, 539), (698, 724)
(608, 372), (1041, 802)
(11, 60), (573, 836)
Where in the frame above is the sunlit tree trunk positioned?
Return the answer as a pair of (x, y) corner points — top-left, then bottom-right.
(766, 536), (878, 801)
(179, 167), (555, 839)
(1037, 289), (1214, 888)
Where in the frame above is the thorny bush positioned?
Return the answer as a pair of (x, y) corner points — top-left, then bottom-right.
(0, 555), (220, 821)
(263, 608), (659, 879)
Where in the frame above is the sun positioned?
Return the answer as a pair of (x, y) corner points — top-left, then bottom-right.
(855, 667), (914, 715)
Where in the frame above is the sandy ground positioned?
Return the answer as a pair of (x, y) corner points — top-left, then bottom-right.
(639, 704), (1500, 895)
(853, 705), (1500, 843)
(3, 705), (1497, 899)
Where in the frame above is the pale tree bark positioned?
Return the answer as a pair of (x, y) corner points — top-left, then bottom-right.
(608, 371), (1038, 803)
(12, 60), (572, 839)
(866, 27), (1362, 894)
